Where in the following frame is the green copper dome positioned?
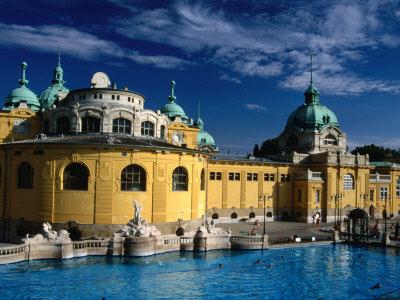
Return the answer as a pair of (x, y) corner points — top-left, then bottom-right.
(160, 81), (188, 121)
(198, 130), (216, 148)
(39, 52), (69, 109)
(195, 107), (216, 150)
(286, 81), (339, 131)
(4, 62), (40, 112)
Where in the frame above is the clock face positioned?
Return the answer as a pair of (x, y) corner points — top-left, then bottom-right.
(13, 119), (30, 135)
(172, 132), (183, 144)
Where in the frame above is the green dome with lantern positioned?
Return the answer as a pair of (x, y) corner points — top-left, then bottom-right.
(285, 81), (339, 132)
(160, 81), (189, 122)
(39, 51), (69, 109)
(3, 62), (40, 112)
(195, 105), (217, 150)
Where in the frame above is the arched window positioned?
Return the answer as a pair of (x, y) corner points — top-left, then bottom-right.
(172, 167), (188, 191)
(63, 163), (89, 190)
(17, 162), (33, 189)
(113, 118), (131, 134)
(81, 116), (100, 133)
(324, 134), (337, 145)
(121, 164), (146, 191)
(286, 135), (298, 147)
(211, 213), (219, 219)
(141, 121), (154, 137)
(56, 117), (70, 134)
(343, 174), (354, 190)
(200, 169), (205, 191)
(396, 178), (400, 197)
(160, 125), (166, 139)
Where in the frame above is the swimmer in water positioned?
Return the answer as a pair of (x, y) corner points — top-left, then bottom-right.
(256, 259), (262, 264)
(370, 283), (380, 289)
(219, 263), (223, 268)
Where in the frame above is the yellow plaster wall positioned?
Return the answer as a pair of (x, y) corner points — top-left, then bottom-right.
(0, 108), (41, 143)
(0, 145), (206, 225)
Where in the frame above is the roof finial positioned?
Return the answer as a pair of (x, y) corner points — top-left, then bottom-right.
(18, 61), (29, 86)
(168, 80), (176, 102)
(198, 99), (201, 119)
(57, 46), (61, 66)
(310, 55), (313, 84)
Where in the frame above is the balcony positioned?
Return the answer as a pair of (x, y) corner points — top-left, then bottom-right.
(369, 173), (391, 183)
(294, 170), (324, 181)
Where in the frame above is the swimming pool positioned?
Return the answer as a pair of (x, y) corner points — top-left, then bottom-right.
(0, 244), (399, 299)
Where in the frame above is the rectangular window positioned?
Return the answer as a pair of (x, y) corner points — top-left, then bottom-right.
(99, 94), (102, 99)
(33, 150), (43, 155)
(281, 174), (291, 182)
(128, 97), (131, 102)
(247, 173), (258, 181)
(94, 94), (97, 99)
(117, 95), (120, 100)
(396, 180), (400, 197)
(370, 189), (374, 202)
(83, 94), (86, 99)
(210, 172), (222, 181)
(315, 190), (320, 203)
(264, 173), (275, 181)
(298, 189), (302, 202)
(14, 151), (22, 155)
(112, 95), (115, 100)
(229, 172), (240, 181)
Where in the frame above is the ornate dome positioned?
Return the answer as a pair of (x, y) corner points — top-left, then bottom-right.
(160, 81), (188, 121)
(4, 62), (40, 112)
(285, 82), (339, 131)
(198, 130), (216, 148)
(39, 53), (69, 109)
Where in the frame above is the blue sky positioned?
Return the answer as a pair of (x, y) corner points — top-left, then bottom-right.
(1, 0), (400, 152)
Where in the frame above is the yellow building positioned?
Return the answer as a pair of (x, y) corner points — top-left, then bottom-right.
(0, 59), (399, 240)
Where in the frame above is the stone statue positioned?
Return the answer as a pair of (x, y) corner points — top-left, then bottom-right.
(133, 201), (142, 225)
(22, 222), (71, 244)
(113, 200), (160, 238)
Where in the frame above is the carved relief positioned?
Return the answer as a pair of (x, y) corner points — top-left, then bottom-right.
(157, 164), (165, 181)
(71, 153), (79, 162)
(99, 161), (111, 181)
(41, 161), (52, 180)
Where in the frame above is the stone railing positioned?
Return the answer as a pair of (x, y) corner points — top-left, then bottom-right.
(0, 244), (26, 256)
(180, 237), (194, 244)
(230, 235), (268, 250)
(162, 237), (180, 245)
(0, 244), (27, 264)
(294, 171), (324, 181)
(369, 174), (391, 183)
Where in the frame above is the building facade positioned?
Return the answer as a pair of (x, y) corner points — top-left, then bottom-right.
(0, 58), (399, 238)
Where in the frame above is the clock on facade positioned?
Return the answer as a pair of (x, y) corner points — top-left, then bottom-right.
(172, 132), (184, 144)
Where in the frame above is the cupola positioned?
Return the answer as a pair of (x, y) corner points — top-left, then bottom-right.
(160, 81), (189, 123)
(4, 62), (40, 111)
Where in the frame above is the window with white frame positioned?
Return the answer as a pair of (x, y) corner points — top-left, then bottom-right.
(396, 178), (400, 197)
(343, 174), (354, 190)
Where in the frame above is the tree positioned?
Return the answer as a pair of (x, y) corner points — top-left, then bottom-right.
(253, 137), (280, 157)
(351, 144), (400, 162)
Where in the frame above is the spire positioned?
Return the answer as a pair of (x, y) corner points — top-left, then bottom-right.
(57, 46), (61, 67)
(18, 61), (29, 86)
(168, 80), (176, 102)
(196, 100), (204, 130)
(304, 55), (320, 105)
(52, 47), (64, 85)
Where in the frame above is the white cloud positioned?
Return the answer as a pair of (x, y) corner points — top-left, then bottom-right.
(219, 74), (241, 84)
(0, 22), (190, 69)
(112, 0), (400, 95)
(244, 104), (267, 111)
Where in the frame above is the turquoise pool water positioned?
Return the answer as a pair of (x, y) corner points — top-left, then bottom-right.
(1, 244), (400, 299)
